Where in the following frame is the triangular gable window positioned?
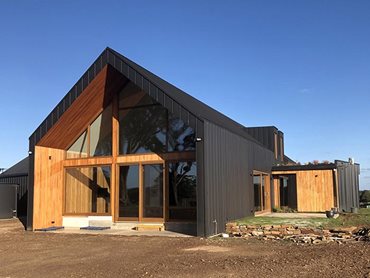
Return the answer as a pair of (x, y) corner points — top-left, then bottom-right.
(66, 104), (112, 158)
(66, 130), (88, 158)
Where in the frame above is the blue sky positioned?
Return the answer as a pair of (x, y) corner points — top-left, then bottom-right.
(0, 1), (369, 189)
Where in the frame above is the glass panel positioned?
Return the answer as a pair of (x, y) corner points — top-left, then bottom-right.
(168, 116), (195, 152)
(143, 164), (163, 218)
(119, 165), (139, 218)
(66, 130), (88, 158)
(90, 105), (112, 156)
(64, 166), (111, 214)
(168, 161), (197, 220)
(262, 175), (265, 210)
(253, 175), (261, 211)
(119, 105), (167, 154)
(119, 82), (156, 109)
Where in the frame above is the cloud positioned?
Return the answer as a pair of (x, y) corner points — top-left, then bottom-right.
(361, 168), (370, 172)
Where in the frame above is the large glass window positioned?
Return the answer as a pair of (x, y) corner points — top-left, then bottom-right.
(64, 166), (111, 214)
(168, 161), (197, 220)
(119, 105), (167, 154)
(118, 81), (196, 155)
(168, 116), (195, 152)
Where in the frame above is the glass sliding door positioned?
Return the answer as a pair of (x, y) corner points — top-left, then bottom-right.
(119, 165), (139, 219)
(142, 164), (163, 219)
(118, 163), (164, 221)
(254, 171), (270, 213)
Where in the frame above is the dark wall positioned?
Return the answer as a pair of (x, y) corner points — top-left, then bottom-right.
(203, 121), (275, 236)
(336, 160), (360, 212)
(244, 126), (284, 163)
(0, 175), (28, 216)
(0, 184), (17, 219)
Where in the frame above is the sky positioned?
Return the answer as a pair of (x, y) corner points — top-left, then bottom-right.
(0, 1), (369, 189)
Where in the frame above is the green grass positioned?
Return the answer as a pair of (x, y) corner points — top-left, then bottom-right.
(236, 208), (370, 229)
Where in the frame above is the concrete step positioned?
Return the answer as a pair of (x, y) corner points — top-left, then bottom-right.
(88, 220), (112, 227)
(111, 222), (138, 230)
(135, 223), (164, 231)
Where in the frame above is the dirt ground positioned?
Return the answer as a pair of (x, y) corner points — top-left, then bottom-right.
(0, 219), (369, 278)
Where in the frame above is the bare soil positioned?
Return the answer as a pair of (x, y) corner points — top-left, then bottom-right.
(1, 219), (369, 278)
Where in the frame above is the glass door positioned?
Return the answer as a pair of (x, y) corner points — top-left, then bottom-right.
(118, 165), (139, 220)
(254, 171), (271, 213)
(142, 164), (164, 220)
(118, 163), (164, 221)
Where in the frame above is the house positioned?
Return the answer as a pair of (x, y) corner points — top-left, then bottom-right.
(0, 48), (360, 236)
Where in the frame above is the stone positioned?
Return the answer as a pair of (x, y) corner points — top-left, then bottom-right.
(251, 231), (264, 237)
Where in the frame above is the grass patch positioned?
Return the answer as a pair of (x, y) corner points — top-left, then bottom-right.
(236, 208), (370, 229)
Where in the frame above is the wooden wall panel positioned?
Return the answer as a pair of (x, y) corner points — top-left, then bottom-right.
(273, 177), (280, 208)
(65, 167), (111, 214)
(272, 170), (335, 212)
(33, 146), (64, 230)
(37, 65), (127, 149)
(295, 170), (334, 212)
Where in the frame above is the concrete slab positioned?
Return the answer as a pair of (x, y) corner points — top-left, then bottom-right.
(42, 227), (192, 237)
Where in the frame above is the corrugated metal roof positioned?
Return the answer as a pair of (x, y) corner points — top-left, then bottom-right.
(0, 157), (28, 177)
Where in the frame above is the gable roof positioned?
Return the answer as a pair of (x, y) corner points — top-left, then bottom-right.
(0, 157), (28, 178)
(29, 47), (263, 149)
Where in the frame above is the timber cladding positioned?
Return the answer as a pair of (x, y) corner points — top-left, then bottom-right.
(33, 146), (64, 229)
(37, 65), (127, 150)
(273, 169), (335, 212)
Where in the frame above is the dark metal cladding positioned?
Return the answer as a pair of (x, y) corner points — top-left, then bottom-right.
(203, 121), (275, 236)
(336, 160), (360, 212)
(0, 184), (17, 219)
(195, 119), (205, 236)
(0, 157), (29, 219)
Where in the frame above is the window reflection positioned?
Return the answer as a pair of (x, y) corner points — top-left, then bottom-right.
(168, 161), (196, 220)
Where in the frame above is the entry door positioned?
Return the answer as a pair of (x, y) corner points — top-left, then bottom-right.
(142, 164), (164, 221)
(253, 171), (271, 213)
(118, 163), (164, 221)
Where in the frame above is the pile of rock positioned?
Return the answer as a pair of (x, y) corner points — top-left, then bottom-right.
(225, 223), (370, 244)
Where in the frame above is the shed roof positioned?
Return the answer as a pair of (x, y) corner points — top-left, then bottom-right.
(0, 157), (28, 178)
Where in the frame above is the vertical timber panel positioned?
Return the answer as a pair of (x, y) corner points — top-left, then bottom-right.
(33, 146), (64, 229)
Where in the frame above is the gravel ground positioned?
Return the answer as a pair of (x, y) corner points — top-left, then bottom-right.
(0, 219), (369, 278)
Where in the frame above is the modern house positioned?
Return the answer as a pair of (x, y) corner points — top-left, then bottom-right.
(0, 48), (360, 236)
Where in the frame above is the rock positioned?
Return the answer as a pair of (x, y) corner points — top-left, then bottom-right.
(251, 231), (264, 237)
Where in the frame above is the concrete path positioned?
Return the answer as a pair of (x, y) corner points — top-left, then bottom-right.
(256, 212), (327, 218)
(42, 227), (193, 237)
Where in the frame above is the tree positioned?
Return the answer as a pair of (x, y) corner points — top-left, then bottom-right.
(360, 190), (370, 203)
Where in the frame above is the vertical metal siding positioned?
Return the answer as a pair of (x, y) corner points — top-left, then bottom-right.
(0, 185), (17, 219)
(336, 160), (360, 212)
(195, 120), (205, 236)
(203, 121), (275, 236)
